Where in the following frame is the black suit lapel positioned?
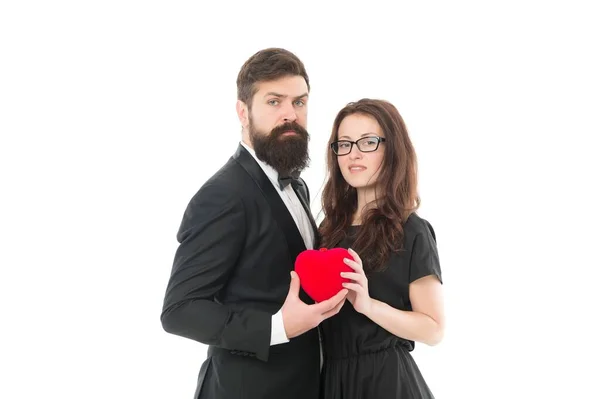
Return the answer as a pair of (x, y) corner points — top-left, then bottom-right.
(233, 145), (307, 258)
(291, 180), (320, 248)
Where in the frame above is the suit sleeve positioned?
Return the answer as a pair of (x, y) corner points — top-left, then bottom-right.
(160, 182), (272, 361)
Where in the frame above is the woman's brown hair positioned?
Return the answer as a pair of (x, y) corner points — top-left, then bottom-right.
(320, 99), (420, 272)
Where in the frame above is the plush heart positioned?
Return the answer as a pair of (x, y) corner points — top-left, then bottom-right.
(294, 247), (354, 302)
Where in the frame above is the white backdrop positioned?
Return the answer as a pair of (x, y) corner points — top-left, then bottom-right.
(1, 1), (599, 398)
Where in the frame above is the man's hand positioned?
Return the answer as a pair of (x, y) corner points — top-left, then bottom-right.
(281, 271), (348, 339)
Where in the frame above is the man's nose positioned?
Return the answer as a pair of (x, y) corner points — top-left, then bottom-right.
(281, 102), (297, 123)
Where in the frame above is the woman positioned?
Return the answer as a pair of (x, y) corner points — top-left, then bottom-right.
(319, 99), (444, 398)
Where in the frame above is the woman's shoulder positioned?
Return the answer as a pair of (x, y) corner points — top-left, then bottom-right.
(403, 212), (436, 241)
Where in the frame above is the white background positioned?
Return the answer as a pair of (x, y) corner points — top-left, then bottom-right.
(1, 1), (599, 398)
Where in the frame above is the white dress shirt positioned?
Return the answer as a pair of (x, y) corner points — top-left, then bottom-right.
(240, 141), (315, 346)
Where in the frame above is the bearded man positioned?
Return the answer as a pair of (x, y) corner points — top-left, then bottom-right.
(160, 48), (347, 399)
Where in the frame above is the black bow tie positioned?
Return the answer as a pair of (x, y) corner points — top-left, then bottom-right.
(278, 170), (301, 190)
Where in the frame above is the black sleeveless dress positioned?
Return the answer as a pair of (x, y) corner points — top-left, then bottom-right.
(320, 213), (442, 399)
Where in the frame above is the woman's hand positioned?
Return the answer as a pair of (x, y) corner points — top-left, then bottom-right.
(340, 248), (373, 315)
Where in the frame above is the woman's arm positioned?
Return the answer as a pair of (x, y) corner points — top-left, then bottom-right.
(363, 275), (445, 346)
(341, 248), (445, 346)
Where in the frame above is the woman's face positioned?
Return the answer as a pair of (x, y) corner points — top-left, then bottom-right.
(336, 113), (386, 190)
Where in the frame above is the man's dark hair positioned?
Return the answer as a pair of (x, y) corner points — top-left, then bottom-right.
(237, 48), (310, 108)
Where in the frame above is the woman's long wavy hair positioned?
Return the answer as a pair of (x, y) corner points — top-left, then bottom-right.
(320, 99), (420, 272)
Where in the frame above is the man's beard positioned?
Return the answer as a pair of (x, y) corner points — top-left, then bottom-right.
(249, 117), (310, 176)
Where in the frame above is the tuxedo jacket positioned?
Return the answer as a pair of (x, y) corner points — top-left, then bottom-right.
(161, 144), (321, 399)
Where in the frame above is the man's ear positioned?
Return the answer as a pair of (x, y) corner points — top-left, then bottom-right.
(236, 100), (249, 128)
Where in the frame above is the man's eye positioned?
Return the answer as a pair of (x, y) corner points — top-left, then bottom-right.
(294, 100), (305, 107)
(268, 99), (279, 106)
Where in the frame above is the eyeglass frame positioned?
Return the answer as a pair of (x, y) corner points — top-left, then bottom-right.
(330, 136), (386, 156)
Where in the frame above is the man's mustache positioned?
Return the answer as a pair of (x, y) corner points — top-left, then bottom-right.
(270, 122), (309, 138)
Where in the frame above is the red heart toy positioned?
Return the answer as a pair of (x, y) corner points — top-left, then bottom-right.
(294, 247), (354, 302)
